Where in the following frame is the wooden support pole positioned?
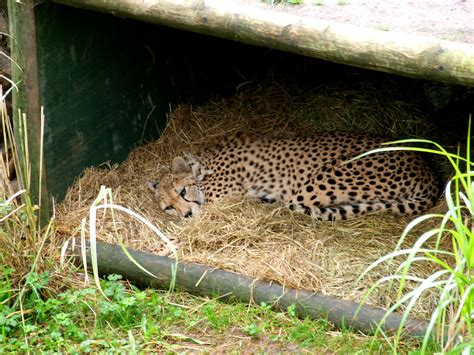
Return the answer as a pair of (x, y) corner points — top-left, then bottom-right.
(53, 0), (474, 86)
(8, 0), (50, 220)
(70, 240), (433, 338)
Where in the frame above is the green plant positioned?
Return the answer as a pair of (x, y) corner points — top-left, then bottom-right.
(243, 323), (261, 336)
(357, 116), (474, 353)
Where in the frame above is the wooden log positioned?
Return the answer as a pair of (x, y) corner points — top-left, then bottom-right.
(70, 240), (433, 337)
(52, 0), (474, 86)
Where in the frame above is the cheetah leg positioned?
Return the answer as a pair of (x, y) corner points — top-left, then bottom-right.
(386, 195), (437, 216)
(297, 201), (389, 221)
(247, 187), (279, 204)
(293, 196), (435, 221)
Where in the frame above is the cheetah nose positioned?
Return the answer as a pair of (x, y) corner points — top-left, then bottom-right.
(184, 211), (193, 218)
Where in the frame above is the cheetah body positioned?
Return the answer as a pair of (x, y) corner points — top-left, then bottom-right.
(148, 133), (438, 220)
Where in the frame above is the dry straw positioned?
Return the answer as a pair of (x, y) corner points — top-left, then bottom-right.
(57, 81), (452, 318)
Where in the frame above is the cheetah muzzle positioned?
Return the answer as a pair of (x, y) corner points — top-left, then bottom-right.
(148, 133), (439, 221)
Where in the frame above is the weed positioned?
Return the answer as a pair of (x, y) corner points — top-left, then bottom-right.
(243, 323), (261, 336)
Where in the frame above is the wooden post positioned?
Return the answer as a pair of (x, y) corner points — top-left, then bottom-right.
(8, 0), (50, 221)
(53, 0), (474, 86)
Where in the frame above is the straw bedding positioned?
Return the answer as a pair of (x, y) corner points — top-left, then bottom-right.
(56, 81), (452, 318)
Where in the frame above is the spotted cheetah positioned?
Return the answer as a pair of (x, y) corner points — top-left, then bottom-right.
(148, 133), (438, 221)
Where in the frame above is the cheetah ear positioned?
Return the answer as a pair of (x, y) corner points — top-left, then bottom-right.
(183, 152), (211, 180)
(147, 181), (159, 192)
(171, 156), (191, 175)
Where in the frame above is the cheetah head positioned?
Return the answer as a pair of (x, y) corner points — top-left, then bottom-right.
(148, 156), (207, 218)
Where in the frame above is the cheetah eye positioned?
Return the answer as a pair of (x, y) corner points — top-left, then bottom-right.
(164, 206), (175, 212)
(180, 188), (187, 198)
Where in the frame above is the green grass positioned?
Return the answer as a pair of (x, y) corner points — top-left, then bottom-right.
(0, 272), (426, 353)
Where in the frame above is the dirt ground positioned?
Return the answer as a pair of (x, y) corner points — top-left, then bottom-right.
(252, 0), (474, 44)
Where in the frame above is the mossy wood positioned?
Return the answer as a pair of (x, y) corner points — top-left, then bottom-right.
(71, 240), (433, 337)
(54, 0), (474, 86)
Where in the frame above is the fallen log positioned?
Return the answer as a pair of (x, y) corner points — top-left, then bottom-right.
(53, 0), (474, 86)
(70, 240), (433, 338)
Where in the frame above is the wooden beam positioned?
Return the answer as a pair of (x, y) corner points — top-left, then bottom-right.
(8, 0), (51, 221)
(53, 0), (474, 86)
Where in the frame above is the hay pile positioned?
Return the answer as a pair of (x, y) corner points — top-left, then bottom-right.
(57, 81), (452, 318)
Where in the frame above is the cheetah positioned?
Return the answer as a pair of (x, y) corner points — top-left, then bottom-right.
(148, 133), (438, 221)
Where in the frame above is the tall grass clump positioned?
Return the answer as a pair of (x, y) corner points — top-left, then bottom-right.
(0, 86), (54, 269)
(0, 85), (60, 349)
(358, 116), (473, 353)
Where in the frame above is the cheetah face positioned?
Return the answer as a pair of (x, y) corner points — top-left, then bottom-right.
(148, 157), (205, 218)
